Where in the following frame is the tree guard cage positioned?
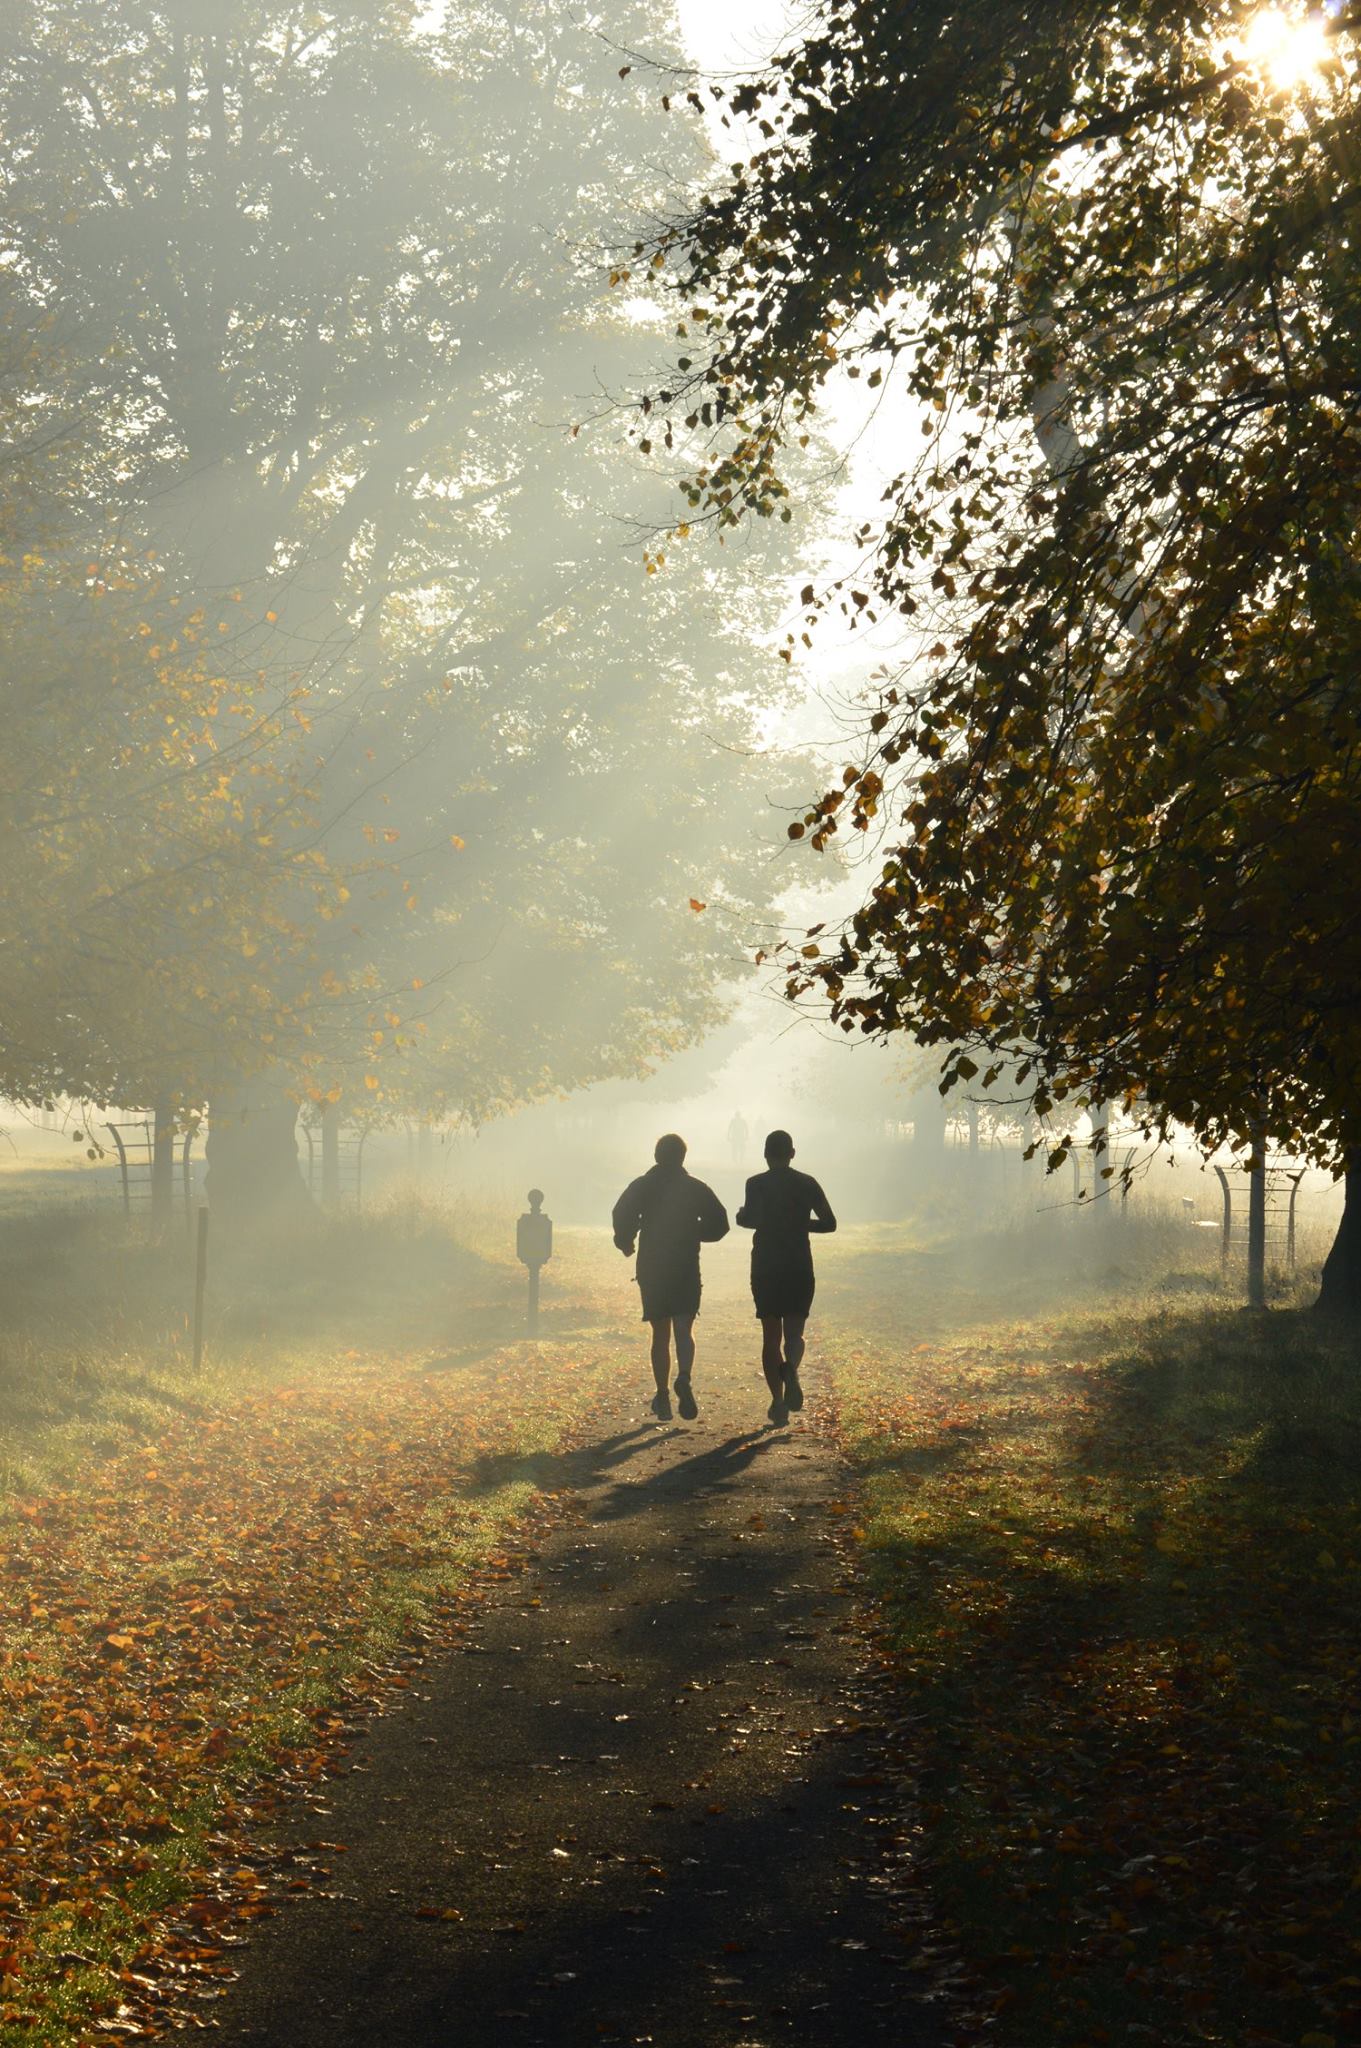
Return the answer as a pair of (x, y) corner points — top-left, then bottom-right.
(1211, 1162), (1307, 1301)
(1069, 1143), (1137, 1207)
(104, 1119), (199, 1232)
(301, 1120), (370, 1211)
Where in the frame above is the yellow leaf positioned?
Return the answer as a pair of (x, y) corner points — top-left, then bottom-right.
(364, 1074), (380, 1091)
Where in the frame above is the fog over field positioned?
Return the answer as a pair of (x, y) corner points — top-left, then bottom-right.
(0, 2), (1358, 2043)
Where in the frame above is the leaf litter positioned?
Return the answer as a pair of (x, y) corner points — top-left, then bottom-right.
(0, 1335), (622, 2043)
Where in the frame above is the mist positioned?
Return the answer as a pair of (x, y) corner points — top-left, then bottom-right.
(0, 3), (1357, 2045)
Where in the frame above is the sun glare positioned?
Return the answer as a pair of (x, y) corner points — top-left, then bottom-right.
(1240, 6), (1332, 89)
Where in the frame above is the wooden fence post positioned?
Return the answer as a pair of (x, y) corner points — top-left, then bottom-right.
(192, 1207), (209, 1370)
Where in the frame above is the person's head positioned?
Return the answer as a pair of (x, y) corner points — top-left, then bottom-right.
(654, 1132), (688, 1170)
(764, 1129), (795, 1166)
(527, 1188), (544, 1212)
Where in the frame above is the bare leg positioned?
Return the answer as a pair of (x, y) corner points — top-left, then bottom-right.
(672, 1315), (698, 1417)
(649, 1317), (672, 1393)
(760, 1316), (785, 1412)
(782, 1316), (807, 1410)
(673, 1316), (696, 1381)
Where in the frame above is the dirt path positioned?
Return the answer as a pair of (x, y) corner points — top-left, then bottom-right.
(210, 1298), (944, 2048)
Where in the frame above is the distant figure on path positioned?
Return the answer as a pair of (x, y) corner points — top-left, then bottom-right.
(736, 1130), (837, 1425)
(727, 1108), (749, 1166)
(612, 1134), (729, 1422)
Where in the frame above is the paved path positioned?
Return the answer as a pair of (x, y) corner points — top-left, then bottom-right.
(211, 1300), (942, 2047)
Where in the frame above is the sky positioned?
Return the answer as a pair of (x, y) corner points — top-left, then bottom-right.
(592, 0), (921, 1140)
(675, 0), (798, 73)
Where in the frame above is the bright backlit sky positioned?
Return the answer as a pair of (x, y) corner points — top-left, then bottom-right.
(675, 0), (797, 72)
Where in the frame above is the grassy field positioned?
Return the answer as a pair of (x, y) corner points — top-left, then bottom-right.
(0, 1189), (571, 1494)
(1, 1181), (1357, 2046)
(816, 1203), (1361, 2048)
(0, 1195), (633, 2043)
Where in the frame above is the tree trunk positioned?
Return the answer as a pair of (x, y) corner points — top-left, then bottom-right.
(151, 1099), (176, 1234)
(1090, 1101), (1110, 1207)
(205, 1079), (313, 1231)
(321, 1103), (340, 1208)
(1317, 1157), (1361, 1315)
(912, 1089), (948, 1155)
(1247, 1116), (1267, 1311)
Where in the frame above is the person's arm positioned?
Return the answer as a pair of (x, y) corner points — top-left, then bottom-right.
(697, 1182), (730, 1243)
(735, 1175), (759, 1230)
(611, 1178), (645, 1255)
(808, 1179), (838, 1234)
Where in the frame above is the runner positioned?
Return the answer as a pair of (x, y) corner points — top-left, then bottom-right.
(611, 1134), (729, 1421)
(736, 1129), (837, 1425)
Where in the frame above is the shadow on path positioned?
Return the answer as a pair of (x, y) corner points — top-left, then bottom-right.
(209, 1341), (943, 2048)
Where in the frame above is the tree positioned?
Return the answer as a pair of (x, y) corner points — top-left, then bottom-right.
(638, 0), (1361, 1304)
(0, 0), (809, 1216)
(0, 276), (354, 1158)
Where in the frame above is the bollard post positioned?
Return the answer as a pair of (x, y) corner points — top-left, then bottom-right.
(192, 1206), (209, 1370)
(527, 1262), (541, 1335)
(516, 1188), (553, 1337)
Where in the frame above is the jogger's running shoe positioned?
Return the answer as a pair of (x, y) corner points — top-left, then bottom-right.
(674, 1376), (699, 1421)
(783, 1370), (804, 1413)
(767, 1395), (789, 1426)
(650, 1388), (673, 1421)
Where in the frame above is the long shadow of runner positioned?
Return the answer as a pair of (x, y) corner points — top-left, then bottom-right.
(463, 1425), (668, 1499)
(592, 1431), (782, 1521)
(463, 1427), (785, 1511)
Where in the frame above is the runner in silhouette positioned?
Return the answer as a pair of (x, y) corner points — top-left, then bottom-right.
(612, 1134), (729, 1422)
(736, 1130), (837, 1425)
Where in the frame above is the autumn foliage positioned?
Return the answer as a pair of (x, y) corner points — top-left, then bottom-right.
(0, 1307), (621, 2039)
(643, 0), (1361, 1195)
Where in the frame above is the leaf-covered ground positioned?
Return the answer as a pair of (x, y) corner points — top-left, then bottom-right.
(0, 1324), (626, 2043)
(819, 1238), (1361, 2048)
(4, 1198), (1357, 2047)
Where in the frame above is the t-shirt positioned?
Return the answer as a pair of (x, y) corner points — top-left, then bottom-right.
(736, 1166), (836, 1264)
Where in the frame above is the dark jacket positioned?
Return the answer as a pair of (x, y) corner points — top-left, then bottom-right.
(612, 1163), (729, 1291)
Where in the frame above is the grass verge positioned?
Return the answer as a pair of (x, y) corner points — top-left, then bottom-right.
(820, 1229), (1361, 2048)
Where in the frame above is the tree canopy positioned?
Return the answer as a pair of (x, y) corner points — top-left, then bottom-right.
(640, 0), (1361, 1204)
(0, 0), (807, 1144)
(0, 281), (352, 1121)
